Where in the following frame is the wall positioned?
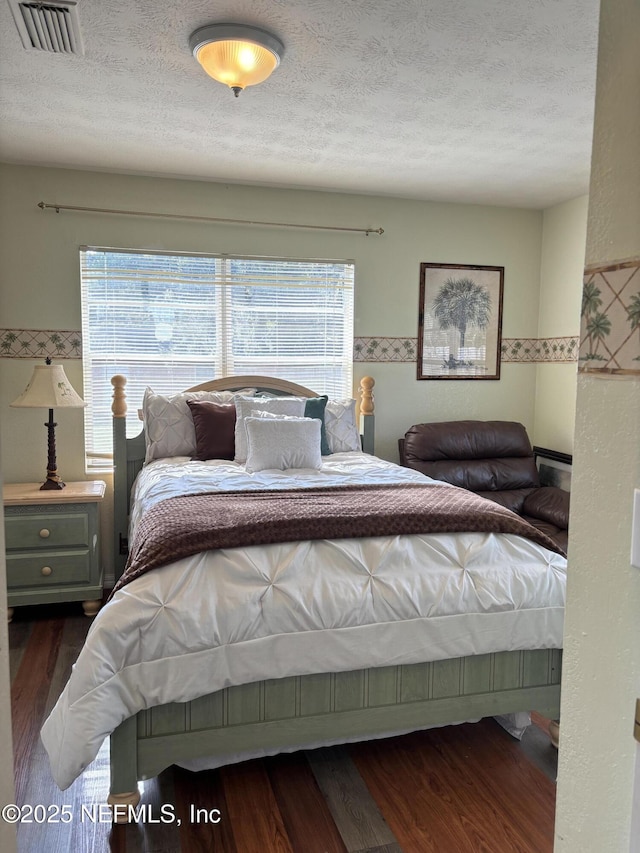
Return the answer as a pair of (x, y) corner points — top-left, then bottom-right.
(0, 442), (17, 853)
(554, 0), (640, 849)
(534, 196), (588, 453)
(0, 162), (546, 480)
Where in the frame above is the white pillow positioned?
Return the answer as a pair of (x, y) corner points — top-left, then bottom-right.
(249, 409), (289, 419)
(324, 398), (361, 453)
(143, 387), (255, 463)
(234, 396), (307, 463)
(244, 416), (322, 473)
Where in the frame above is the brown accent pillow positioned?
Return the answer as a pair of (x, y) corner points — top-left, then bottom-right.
(187, 400), (236, 461)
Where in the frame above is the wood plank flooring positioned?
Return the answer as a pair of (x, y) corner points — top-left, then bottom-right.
(9, 603), (558, 853)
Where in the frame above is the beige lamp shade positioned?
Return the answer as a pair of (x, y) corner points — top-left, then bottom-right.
(190, 24), (284, 97)
(11, 362), (86, 409)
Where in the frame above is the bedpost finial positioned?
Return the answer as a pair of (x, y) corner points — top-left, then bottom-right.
(359, 376), (375, 415)
(111, 375), (128, 418)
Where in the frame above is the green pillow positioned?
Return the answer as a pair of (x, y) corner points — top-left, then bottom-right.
(304, 396), (331, 455)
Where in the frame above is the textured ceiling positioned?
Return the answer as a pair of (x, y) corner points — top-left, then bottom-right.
(0, 0), (600, 208)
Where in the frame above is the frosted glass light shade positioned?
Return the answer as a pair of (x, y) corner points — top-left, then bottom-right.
(11, 363), (86, 409)
(196, 40), (278, 89)
(190, 24), (284, 96)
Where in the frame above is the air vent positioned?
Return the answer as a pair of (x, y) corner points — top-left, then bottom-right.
(7, 0), (84, 54)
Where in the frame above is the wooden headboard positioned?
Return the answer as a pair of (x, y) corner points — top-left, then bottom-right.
(111, 375), (375, 580)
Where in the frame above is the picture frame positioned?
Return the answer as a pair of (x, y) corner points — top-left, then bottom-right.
(417, 263), (504, 380)
(533, 446), (573, 492)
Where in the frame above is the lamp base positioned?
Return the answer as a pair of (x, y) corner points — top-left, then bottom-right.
(41, 412), (65, 490)
(40, 475), (65, 491)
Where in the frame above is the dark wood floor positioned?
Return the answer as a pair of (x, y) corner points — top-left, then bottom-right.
(9, 602), (558, 853)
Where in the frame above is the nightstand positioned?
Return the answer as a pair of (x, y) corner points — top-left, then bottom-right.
(3, 481), (106, 622)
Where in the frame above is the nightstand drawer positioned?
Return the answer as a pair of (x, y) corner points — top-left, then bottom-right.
(4, 481), (105, 619)
(5, 512), (90, 551)
(6, 550), (92, 589)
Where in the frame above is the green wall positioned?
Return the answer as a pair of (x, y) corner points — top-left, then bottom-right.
(534, 195), (589, 454)
(0, 161), (551, 480)
(555, 0), (640, 847)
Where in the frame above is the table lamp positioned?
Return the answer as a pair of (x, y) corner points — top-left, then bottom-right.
(10, 357), (86, 490)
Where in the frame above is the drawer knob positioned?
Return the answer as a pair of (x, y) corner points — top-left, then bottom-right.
(39, 528), (50, 539)
(41, 566), (53, 577)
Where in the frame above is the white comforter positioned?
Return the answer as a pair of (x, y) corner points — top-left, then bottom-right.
(41, 452), (566, 789)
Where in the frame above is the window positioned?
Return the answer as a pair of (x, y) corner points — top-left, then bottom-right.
(80, 247), (355, 464)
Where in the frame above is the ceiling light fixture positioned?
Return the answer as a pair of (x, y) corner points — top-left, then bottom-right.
(189, 23), (284, 98)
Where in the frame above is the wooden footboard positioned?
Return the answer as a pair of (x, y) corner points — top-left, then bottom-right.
(109, 648), (561, 800)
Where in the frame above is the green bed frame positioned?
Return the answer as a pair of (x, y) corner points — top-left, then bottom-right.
(108, 374), (561, 816)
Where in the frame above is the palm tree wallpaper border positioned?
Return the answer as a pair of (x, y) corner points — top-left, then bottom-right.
(0, 329), (82, 358)
(417, 263), (504, 380)
(1, 329), (578, 364)
(579, 259), (640, 375)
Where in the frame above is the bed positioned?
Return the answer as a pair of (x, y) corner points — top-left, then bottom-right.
(41, 374), (565, 816)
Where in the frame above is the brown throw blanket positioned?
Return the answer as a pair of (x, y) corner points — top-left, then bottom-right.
(111, 482), (565, 598)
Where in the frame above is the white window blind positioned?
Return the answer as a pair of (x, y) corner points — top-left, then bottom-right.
(80, 247), (354, 463)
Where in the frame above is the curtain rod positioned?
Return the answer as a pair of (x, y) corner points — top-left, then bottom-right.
(37, 202), (384, 236)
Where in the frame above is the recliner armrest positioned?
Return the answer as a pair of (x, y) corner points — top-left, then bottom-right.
(522, 486), (570, 530)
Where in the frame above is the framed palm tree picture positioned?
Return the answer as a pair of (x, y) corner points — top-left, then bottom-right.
(417, 263), (504, 380)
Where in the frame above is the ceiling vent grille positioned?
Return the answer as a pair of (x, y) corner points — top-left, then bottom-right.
(7, 0), (84, 54)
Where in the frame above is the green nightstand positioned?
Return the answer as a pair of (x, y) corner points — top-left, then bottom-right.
(3, 480), (106, 622)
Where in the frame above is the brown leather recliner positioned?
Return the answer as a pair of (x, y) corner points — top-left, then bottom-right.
(399, 420), (569, 552)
